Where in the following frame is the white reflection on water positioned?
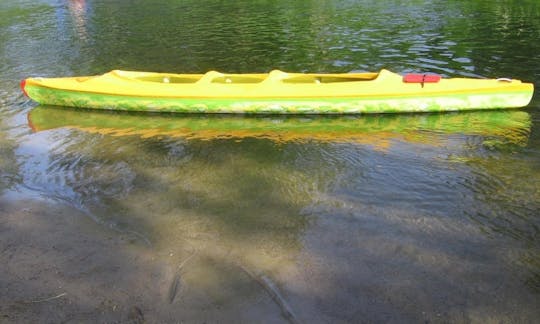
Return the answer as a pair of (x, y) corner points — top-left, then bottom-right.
(67, 0), (89, 41)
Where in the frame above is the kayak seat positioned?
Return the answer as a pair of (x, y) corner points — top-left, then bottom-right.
(211, 75), (265, 84)
(283, 76), (376, 84)
(136, 75), (199, 84)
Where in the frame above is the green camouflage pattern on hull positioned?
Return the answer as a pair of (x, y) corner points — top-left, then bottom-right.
(25, 85), (533, 114)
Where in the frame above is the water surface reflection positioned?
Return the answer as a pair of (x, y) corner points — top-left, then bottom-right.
(18, 107), (540, 321)
(29, 106), (531, 146)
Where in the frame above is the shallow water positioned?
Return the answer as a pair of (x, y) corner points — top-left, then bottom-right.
(1, 0), (540, 322)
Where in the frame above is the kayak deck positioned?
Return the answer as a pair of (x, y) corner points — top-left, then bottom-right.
(22, 70), (534, 114)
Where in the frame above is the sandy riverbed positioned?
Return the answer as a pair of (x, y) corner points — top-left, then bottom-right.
(2, 193), (539, 324)
(0, 196), (289, 323)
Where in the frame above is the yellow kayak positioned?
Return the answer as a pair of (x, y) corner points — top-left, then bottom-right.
(21, 69), (534, 114)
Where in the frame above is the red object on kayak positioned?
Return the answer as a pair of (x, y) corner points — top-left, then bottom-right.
(20, 79), (28, 97)
(403, 73), (441, 83)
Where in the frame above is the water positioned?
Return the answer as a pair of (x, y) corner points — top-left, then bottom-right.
(1, 0), (540, 322)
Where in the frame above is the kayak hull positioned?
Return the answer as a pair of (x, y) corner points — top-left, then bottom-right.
(24, 85), (533, 114)
(22, 70), (534, 114)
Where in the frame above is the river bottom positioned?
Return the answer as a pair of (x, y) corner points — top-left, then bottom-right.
(1, 193), (538, 324)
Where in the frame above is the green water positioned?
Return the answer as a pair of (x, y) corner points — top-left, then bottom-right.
(1, 0), (540, 322)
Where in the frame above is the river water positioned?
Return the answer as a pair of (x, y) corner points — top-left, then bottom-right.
(1, 0), (539, 322)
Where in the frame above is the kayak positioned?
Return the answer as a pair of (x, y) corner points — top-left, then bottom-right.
(21, 69), (534, 114)
(28, 106), (531, 147)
